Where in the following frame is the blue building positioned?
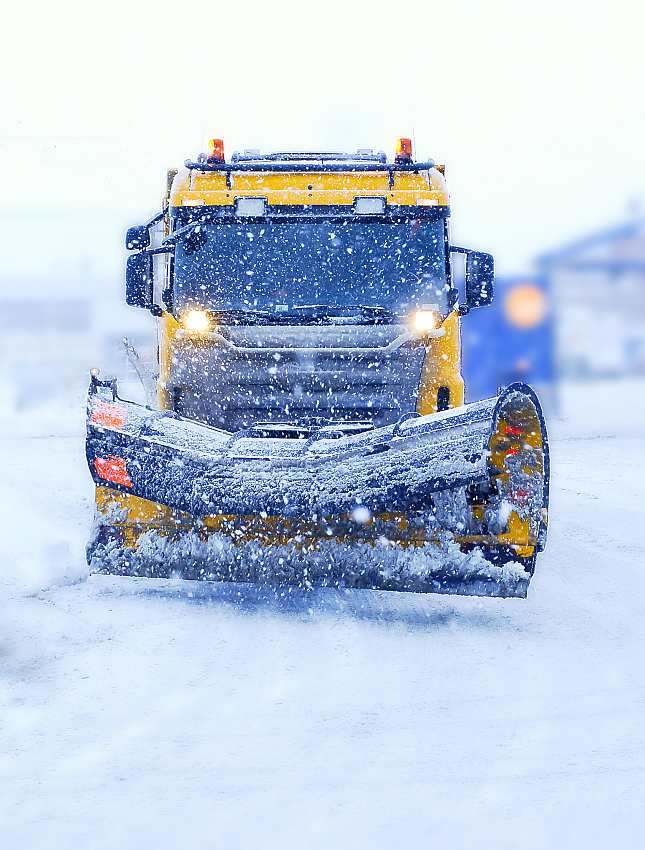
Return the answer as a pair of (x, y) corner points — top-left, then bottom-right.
(537, 216), (645, 378)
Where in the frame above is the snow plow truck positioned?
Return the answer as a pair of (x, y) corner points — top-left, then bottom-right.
(86, 138), (550, 598)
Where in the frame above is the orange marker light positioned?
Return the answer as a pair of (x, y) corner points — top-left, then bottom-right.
(90, 401), (126, 429)
(94, 456), (133, 488)
(395, 137), (413, 162)
(207, 138), (225, 162)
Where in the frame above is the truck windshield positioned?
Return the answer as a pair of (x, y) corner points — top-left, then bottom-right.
(172, 215), (450, 315)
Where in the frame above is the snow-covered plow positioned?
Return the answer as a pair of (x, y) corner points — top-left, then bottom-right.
(86, 378), (549, 598)
(85, 139), (552, 598)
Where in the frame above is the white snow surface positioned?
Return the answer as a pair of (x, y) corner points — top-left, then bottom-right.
(1, 378), (645, 849)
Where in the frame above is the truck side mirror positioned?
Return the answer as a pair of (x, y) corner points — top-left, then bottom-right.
(465, 251), (494, 309)
(125, 225), (150, 250)
(126, 252), (154, 309)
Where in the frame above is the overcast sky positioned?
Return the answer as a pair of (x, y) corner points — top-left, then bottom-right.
(2, 0), (644, 285)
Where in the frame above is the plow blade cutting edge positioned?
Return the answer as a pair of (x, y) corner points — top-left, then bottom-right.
(86, 381), (549, 598)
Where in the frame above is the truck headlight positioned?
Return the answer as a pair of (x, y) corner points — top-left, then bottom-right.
(412, 309), (440, 333)
(183, 309), (211, 333)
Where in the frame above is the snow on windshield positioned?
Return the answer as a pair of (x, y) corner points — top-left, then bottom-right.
(173, 215), (450, 314)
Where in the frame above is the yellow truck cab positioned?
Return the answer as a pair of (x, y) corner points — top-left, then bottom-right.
(125, 139), (494, 432)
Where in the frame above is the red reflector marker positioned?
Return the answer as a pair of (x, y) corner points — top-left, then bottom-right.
(94, 456), (132, 488)
(510, 488), (529, 504)
(90, 401), (126, 429)
(503, 425), (523, 436)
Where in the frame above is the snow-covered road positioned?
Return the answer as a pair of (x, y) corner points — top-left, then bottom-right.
(1, 381), (644, 849)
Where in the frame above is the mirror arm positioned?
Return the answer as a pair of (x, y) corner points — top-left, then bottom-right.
(143, 246), (173, 315)
(145, 210), (165, 229)
(450, 246), (469, 313)
(126, 212), (166, 250)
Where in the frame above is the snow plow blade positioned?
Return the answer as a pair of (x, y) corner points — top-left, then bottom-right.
(86, 379), (549, 599)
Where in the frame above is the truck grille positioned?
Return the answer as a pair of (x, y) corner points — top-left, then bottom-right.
(170, 324), (426, 432)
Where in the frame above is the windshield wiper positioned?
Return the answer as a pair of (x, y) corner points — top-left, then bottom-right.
(186, 305), (401, 326)
(163, 222), (201, 245)
(350, 305), (399, 319)
(208, 309), (275, 325)
(288, 304), (399, 323)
